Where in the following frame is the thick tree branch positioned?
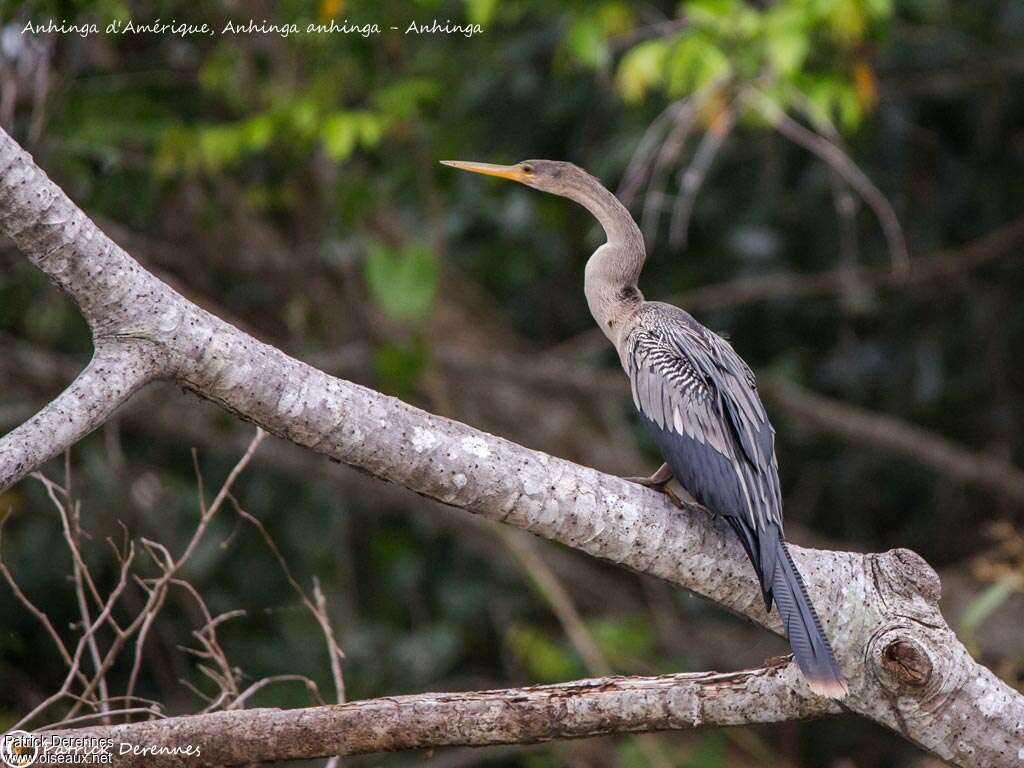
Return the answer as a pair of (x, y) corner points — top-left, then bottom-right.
(1, 127), (1022, 767)
(35, 664), (837, 767)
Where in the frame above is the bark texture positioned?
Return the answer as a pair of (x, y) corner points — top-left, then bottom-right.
(1, 126), (1022, 767)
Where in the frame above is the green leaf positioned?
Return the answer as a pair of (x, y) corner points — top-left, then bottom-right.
(198, 124), (246, 171)
(567, 17), (609, 69)
(615, 39), (668, 102)
(596, 3), (634, 36)
(687, 0), (759, 39)
(766, 29), (809, 76)
(666, 33), (731, 96)
(864, 0), (893, 18)
(321, 111), (384, 160)
(686, 0), (742, 27)
(242, 114), (274, 151)
(825, 0), (867, 43)
(801, 76), (862, 130)
(321, 114), (358, 161)
(374, 79), (441, 121)
(373, 340), (427, 398)
(506, 624), (582, 682)
(363, 242), (439, 324)
(465, 0), (498, 26)
(289, 100), (320, 139)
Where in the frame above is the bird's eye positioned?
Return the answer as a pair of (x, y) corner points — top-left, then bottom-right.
(521, 164), (534, 175)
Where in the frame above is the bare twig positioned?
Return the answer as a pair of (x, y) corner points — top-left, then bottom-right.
(668, 106), (735, 249)
(618, 99), (688, 206)
(748, 90), (909, 274)
(227, 496), (347, 704)
(33, 471), (112, 719)
(122, 430), (265, 709)
(166, 579), (243, 708)
(640, 94), (706, 243)
(229, 675), (326, 710)
(12, 541), (135, 731)
(0, 511), (77, 671)
(39, 707), (164, 731)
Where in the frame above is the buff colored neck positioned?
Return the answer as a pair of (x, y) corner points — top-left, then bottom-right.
(568, 173), (646, 348)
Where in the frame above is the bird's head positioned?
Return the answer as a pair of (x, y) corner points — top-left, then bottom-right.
(440, 159), (584, 197)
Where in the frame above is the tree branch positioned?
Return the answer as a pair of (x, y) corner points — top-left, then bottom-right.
(35, 664), (837, 767)
(760, 377), (1024, 505)
(0, 342), (154, 489)
(1, 126), (1022, 767)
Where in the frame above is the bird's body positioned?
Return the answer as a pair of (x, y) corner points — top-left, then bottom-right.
(443, 158), (847, 698)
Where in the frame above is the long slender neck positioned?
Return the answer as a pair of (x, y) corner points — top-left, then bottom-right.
(566, 172), (646, 346)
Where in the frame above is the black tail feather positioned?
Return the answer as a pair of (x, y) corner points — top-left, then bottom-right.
(770, 536), (847, 700)
(770, 537), (847, 698)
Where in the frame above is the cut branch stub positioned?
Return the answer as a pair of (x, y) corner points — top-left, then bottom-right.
(873, 629), (934, 692)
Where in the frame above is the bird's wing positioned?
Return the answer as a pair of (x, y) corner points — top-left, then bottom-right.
(625, 310), (783, 535)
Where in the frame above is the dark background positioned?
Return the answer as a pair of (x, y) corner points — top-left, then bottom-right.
(1, 1), (1022, 765)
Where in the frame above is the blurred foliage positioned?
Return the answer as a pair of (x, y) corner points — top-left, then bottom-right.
(1, 0), (1023, 766)
(612, 0), (890, 129)
(364, 241), (438, 323)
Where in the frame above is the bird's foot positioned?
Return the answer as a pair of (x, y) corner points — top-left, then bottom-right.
(622, 463), (685, 509)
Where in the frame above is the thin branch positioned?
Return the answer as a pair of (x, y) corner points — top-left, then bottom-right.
(121, 431), (265, 710)
(0, 512), (76, 670)
(33, 472), (112, 718)
(228, 675), (326, 710)
(12, 541), (135, 731)
(640, 94), (705, 243)
(749, 92), (909, 274)
(228, 497), (347, 703)
(618, 99), (688, 206)
(39, 707), (164, 731)
(668, 106), (734, 249)
(312, 578), (347, 706)
(759, 376), (1024, 505)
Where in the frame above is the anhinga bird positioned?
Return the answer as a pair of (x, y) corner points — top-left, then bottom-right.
(442, 159), (848, 698)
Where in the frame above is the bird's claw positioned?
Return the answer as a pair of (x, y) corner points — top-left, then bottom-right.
(623, 464), (685, 509)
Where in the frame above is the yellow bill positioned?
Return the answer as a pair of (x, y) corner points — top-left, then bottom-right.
(440, 160), (527, 182)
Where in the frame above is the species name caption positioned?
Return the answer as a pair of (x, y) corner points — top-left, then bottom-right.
(20, 18), (485, 39)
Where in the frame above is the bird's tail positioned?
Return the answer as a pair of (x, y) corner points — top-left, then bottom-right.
(770, 538), (848, 699)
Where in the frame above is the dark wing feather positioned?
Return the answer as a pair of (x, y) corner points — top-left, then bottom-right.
(624, 305), (846, 696)
(625, 304), (783, 537)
